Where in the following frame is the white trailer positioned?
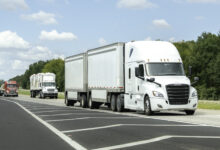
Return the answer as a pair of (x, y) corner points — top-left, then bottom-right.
(65, 53), (87, 106)
(65, 41), (199, 115)
(30, 73), (58, 99)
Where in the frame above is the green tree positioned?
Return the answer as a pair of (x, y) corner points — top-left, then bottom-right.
(42, 59), (64, 91)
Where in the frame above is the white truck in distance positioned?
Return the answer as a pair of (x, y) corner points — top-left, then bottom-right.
(30, 73), (58, 99)
(65, 41), (199, 115)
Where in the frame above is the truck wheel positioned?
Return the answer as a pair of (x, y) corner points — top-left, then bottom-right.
(185, 110), (195, 115)
(144, 96), (153, 115)
(88, 96), (94, 109)
(33, 92), (36, 98)
(40, 92), (45, 99)
(65, 95), (74, 106)
(81, 95), (87, 108)
(116, 95), (124, 112)
(111, 94), (117, 111)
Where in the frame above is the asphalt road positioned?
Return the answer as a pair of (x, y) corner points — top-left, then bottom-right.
(1, 96), (220, 150)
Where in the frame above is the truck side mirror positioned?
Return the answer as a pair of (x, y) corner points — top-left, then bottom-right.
(147, 78), (155, 82)
(194, 77), (199, 81)
(188, 66), (192, 77)
(192, 76), (199, 85)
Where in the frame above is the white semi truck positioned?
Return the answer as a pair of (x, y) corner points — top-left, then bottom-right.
(30, 73), (58, 99)
(65, 41), (199, 115)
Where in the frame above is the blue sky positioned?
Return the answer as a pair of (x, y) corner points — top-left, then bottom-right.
(0, 0), (219, 80)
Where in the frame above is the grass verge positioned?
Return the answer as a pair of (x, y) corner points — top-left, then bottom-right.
(198, 100), (220, 110)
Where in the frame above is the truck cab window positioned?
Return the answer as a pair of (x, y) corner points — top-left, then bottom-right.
(139, 64), (144, 77)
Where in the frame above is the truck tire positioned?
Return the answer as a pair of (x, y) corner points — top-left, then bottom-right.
(116, 95), (124, 112)
(65, 95), (74, 106)
(185, 110), (195, 115)
(33, 92), (36, 98)
(88, 96), (94, 109)
(111, 94), (117, 112)
(144, 96), (153, 115)
(81, 95), (87, 108)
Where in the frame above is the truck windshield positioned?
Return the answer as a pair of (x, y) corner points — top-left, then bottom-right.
(7, 84), (17, 88)
(146, 63), (185, 76)
(43, 82), (56, 87)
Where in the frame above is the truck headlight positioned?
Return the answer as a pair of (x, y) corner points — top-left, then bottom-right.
(152, 91), (164, 98)
(191, 91), (197, 97)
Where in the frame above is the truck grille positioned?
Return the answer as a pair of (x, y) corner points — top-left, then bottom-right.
(166, 84), (189, 105)
(48, 89), (54, 92)
(10, 90), (15, 94)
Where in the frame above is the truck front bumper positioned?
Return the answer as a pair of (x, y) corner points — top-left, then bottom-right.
(150, 97), (198, 111)
(43, 92), (58, 97)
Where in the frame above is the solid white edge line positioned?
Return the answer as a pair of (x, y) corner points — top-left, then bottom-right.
(93, 135), (220, 150)
(62, 124), (122, 133)
(2, 99), (87, 150)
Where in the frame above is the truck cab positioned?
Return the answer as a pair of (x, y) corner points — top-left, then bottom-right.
(3, 81), (19, 97)
(40, 81), (58, 98)
(124, 41), (198, 115)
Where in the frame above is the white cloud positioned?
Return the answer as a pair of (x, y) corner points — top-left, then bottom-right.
(39, 30), (77, 41)
(152, 19), (171, 29)
(18, 46), (64, 61)
(12, 60), (24, 70)
(0, 30), (30, 49)
(98, 38), (107, 46)
(21, 11), (57, 25)
(0, 0), (28, 11)
(117, 0), (157, 9)
(195, 16), (205, 20)
(145, 37), (152, 41)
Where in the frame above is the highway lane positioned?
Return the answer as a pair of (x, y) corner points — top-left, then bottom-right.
(0, 97), (74, 150)
(1, 96), (220, 150)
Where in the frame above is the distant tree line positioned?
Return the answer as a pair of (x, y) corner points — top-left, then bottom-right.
(10, 32), (220, 100)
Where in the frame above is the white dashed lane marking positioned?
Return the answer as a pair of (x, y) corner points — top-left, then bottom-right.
(93, 135), (220, 150)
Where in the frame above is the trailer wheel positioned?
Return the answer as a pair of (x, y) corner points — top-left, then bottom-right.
(111, 94), (117, 111)
(144, 96), (153, 115)
(81, 95), (87, 108)
(88, 96), (94, 109)
(185, 110), (195, 115)
(65, 95), (74, 106)
(116, 95), (124, 112)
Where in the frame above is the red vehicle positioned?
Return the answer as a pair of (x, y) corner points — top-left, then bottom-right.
(3, 81), (19, 97)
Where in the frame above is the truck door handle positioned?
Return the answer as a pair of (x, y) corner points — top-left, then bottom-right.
(137, 86), (139, 91)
